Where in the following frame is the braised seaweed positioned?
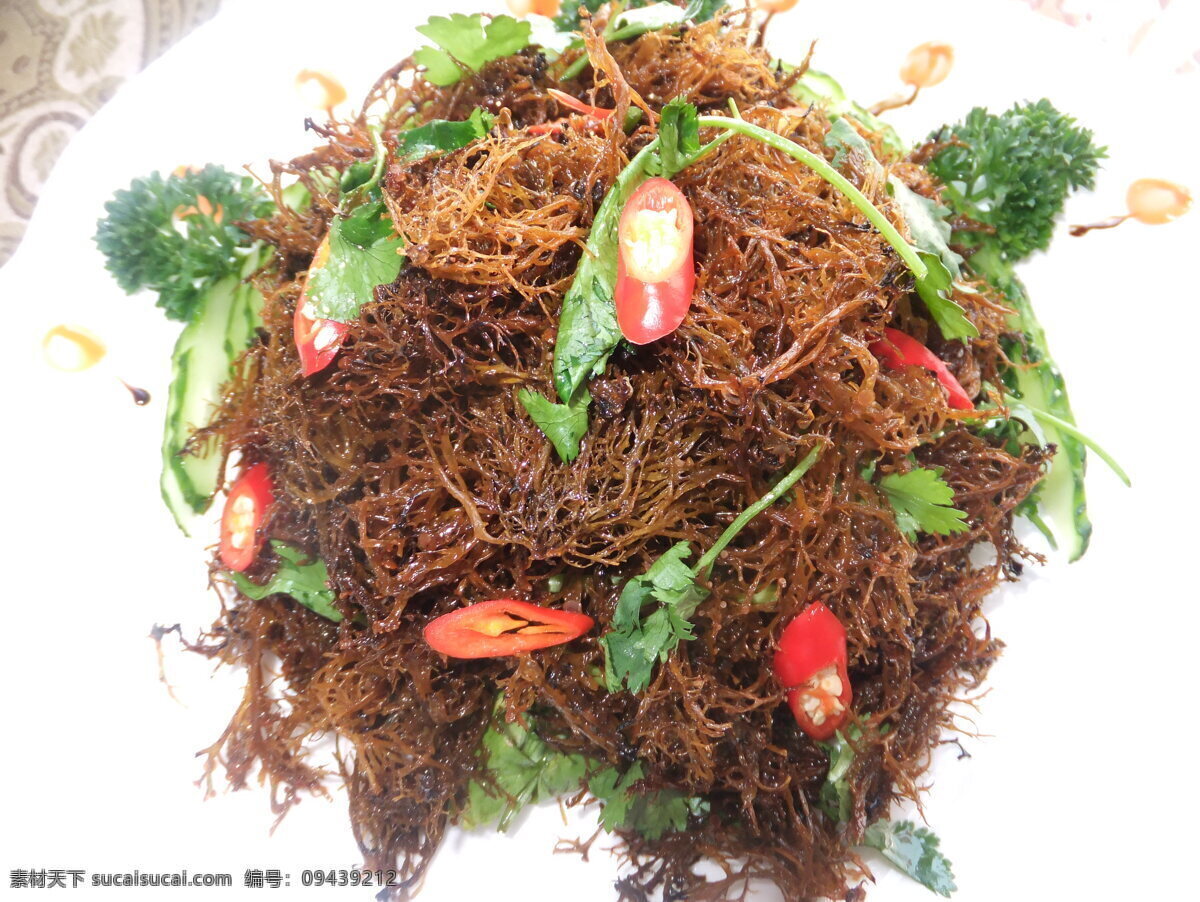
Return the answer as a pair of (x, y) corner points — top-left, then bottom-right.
(198, 15), (1043, 900)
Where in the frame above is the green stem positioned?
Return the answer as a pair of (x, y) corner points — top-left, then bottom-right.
(694, 116), (928, 281)
(1022, 403), (1131, 487)
(695, 445), (823, 578)
(361, 125), (387, 196)
(559, 19), (685, 81)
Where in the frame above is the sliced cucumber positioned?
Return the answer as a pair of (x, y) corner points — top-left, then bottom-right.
(160, 247), (265, 534)
(970, 245), (1092, 561)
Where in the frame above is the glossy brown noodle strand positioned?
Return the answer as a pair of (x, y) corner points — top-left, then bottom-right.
(198, 17), (1044, 900)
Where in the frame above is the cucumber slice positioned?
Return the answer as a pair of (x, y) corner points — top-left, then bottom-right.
(160, 248), (265, 535)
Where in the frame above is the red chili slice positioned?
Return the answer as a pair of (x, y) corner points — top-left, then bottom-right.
(424, 599), (595, 659)
(546, 88), (616, 121)
(774, 601), (852, 741)
(615, 177), (696, 344)
(294, 236), (349, 377)
(870, 327), (974, 411)
(218, 462), (274, 572)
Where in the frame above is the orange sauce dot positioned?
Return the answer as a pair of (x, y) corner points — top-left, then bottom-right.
(900, 42), (955, 88)
(755, 0), (800, 10)
(1126, 178), (1191, 225)
(43, 324), (106, 372)
(295, 69), (347, 111)
(507, 0), (561, 15)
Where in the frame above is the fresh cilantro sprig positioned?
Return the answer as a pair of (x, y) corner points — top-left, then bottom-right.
(462, 697), (705, 840)
(817, 726), (860, 823)
(230, 541), (343, 623)
(414, 13), (532, 86)
(95, 164), (273, 322)
(877, 466), (969, 543)
(823, 119), (974, 340)
(863, 820), (957, 897)
(556, 2), (728, 79)
(306, 128), (405, 323)
(397, 108), (496, 162)
(517, 388), (590, 463)
(460, 701), (589, 831)
(602, 446), (822, 693)
(589, 761), (708, 840)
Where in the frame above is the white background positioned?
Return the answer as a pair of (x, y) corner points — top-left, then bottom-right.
(1, 1), (1198, 900)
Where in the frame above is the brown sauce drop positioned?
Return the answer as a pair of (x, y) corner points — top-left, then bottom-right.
(121, 380), (151, 406)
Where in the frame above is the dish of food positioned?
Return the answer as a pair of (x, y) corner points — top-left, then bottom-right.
(3, 1), (1197, 900)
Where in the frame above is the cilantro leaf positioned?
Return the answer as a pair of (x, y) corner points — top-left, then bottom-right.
(817, 726), (860, 823)
(602, 542), (707, 693)
(822, 121), (974, 341)
(824, 117), (881, 175)
(230, 541), (342, 623)
(397, 108), (495, 162)
(888, 180), (976, 341)
(788, 65), (905, 157)
(913, 251), (976, 341)
(887, 178), (963, 279)
(306, 199), (405, 322)
(414, 14), (531, 86)
(462, 698), (706, 840)
(602, 446), (822, 693)
(589, 761), (707, 841)
(460, 703), (589, 832)
(878, 467), (969, 542)
(95, 164), (272, 322)
(517, 387), (591, 463)
(653, 97), (701, 178)
(862, 820), (957, 897)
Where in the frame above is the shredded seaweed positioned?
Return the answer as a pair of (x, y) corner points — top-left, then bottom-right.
(195, 14), (1046, 900)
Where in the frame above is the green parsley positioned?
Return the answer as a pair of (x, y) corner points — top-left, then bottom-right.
(413, 13), (531, 87)
(230, 541), (342, 623)
(863, 820), (957, 897)
(878, 467), (969, 543)
(95, 164), (272, 323)
(927, 100), (1104, 263)
(602, 446), (822, 693)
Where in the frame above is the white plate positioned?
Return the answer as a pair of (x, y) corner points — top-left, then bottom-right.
(2, 1), (1198, 899)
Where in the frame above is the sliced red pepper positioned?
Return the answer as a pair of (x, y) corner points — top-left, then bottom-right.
(773, 601), (852, 741)
(546, 88), (616, 121)
(870, 327), (974, 411)
(424, 599), (595, 659)
(294, 235), (349, 377)
(614, 177), (696, 344)
(219, 462), (274, 572)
